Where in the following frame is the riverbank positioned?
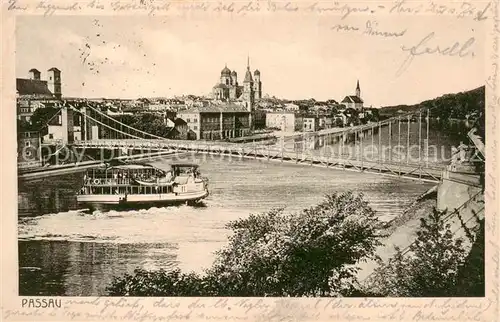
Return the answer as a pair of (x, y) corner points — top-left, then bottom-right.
(381, 185), (438, 234)
(357, 185), (439, 282)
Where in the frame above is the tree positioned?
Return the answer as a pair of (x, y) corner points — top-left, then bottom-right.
(453, 219), (485, 297)
(30, 107), (60, 131)
(17, 119), (32, 132)
(366, 208), (468, 297)
(107, 192), (383, 297)
(370, 108), (380, 120)
(379, 86), (484, 121)
(112, 113), (170, 138)
(117, 114), (135, 126)
(345, 108), (358, 116)
(210, 192), (383, 296)
(334, 118), (344, 127)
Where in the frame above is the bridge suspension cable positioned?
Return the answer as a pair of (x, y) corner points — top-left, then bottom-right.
(69, 105), (145, 140)
(69, 103), (168, 141)
(86, 103), (166, 140)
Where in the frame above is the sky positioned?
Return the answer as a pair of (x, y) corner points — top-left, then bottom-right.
(16, 14), (485, 107)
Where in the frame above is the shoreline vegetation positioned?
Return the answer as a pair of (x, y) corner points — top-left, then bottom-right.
(106, 190), (484, 297)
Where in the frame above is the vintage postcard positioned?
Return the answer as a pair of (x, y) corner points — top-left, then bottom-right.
(1, 0), (499, 321)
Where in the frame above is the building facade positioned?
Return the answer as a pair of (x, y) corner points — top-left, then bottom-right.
(303, 116), (319, 132)
(266, 111), (303, 132)
(16, 68), (62, 122)
(43, 105), (75, 145)
(318, 115), (335, 129)
(178, 105), (251, 140)
(17, 131), (43, 170)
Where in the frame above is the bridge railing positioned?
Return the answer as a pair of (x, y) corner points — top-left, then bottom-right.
(75, 139), (251, 151)
(74, 139), (446, 170)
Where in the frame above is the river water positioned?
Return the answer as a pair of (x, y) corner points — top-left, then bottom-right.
(18, 153), (435, 296)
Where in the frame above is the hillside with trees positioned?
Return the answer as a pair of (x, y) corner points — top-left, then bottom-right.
(379, 86), (485, 121)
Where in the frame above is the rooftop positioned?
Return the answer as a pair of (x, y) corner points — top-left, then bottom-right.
(213, 83), (230, 89)
(16, 78), (54, 97)
(244, 69), (253, 83)
(170, 162), (200, 167)
(179, 103), (249, 113)
(341, 95), (364, 104)
(221, 66), (231, 75)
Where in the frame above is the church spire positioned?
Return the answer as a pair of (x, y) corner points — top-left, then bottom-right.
(356, 80), (361, 98)
(244, 55), (253, 83)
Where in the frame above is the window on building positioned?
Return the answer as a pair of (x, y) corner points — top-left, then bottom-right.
(25, 141), (30, 147)
(194, 126), (198, 130)
(49, 134), (54, 139)
(25, 151), (32, 157)
(187, 118), (191, 122)
(194, 118), (197, 123)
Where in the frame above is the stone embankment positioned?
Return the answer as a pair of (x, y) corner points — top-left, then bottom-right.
(356, 185), (439, 282)
(358, 176), (484, 284)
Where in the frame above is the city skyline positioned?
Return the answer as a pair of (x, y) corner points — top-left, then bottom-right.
(16, 15), (484, 106)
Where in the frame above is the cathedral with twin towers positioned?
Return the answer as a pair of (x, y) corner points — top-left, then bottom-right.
(212, 57), (262, 109)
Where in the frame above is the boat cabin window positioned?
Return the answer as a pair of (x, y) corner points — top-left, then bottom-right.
(172, 165), (200, 177)
(80, 165), (178, 196)
(84, 166), (169, 186)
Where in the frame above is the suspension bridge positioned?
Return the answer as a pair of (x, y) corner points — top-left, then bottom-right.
(31, 100), (484, 184)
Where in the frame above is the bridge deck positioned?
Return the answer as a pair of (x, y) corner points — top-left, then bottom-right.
(73, 139), (444, 182)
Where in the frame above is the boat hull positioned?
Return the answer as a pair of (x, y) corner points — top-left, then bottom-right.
(77, 190), (209, 211)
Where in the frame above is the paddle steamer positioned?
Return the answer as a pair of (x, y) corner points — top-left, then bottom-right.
(77, 161), (209, 210)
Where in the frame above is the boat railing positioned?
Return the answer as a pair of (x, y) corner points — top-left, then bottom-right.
(84, 176), (177, 186)
(84, 178), (133, 186)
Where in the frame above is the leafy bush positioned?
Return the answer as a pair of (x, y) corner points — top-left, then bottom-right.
(453, 219), (485, 297)
(30, 107), (60, 131)
(107, 192), (383, 296)
(107, 269), (215, 296)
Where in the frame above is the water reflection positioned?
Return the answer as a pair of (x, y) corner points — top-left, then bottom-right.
(19, 241), (178, 296)
(18, 174), (82, 217)
(282, 122), (460, 164)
